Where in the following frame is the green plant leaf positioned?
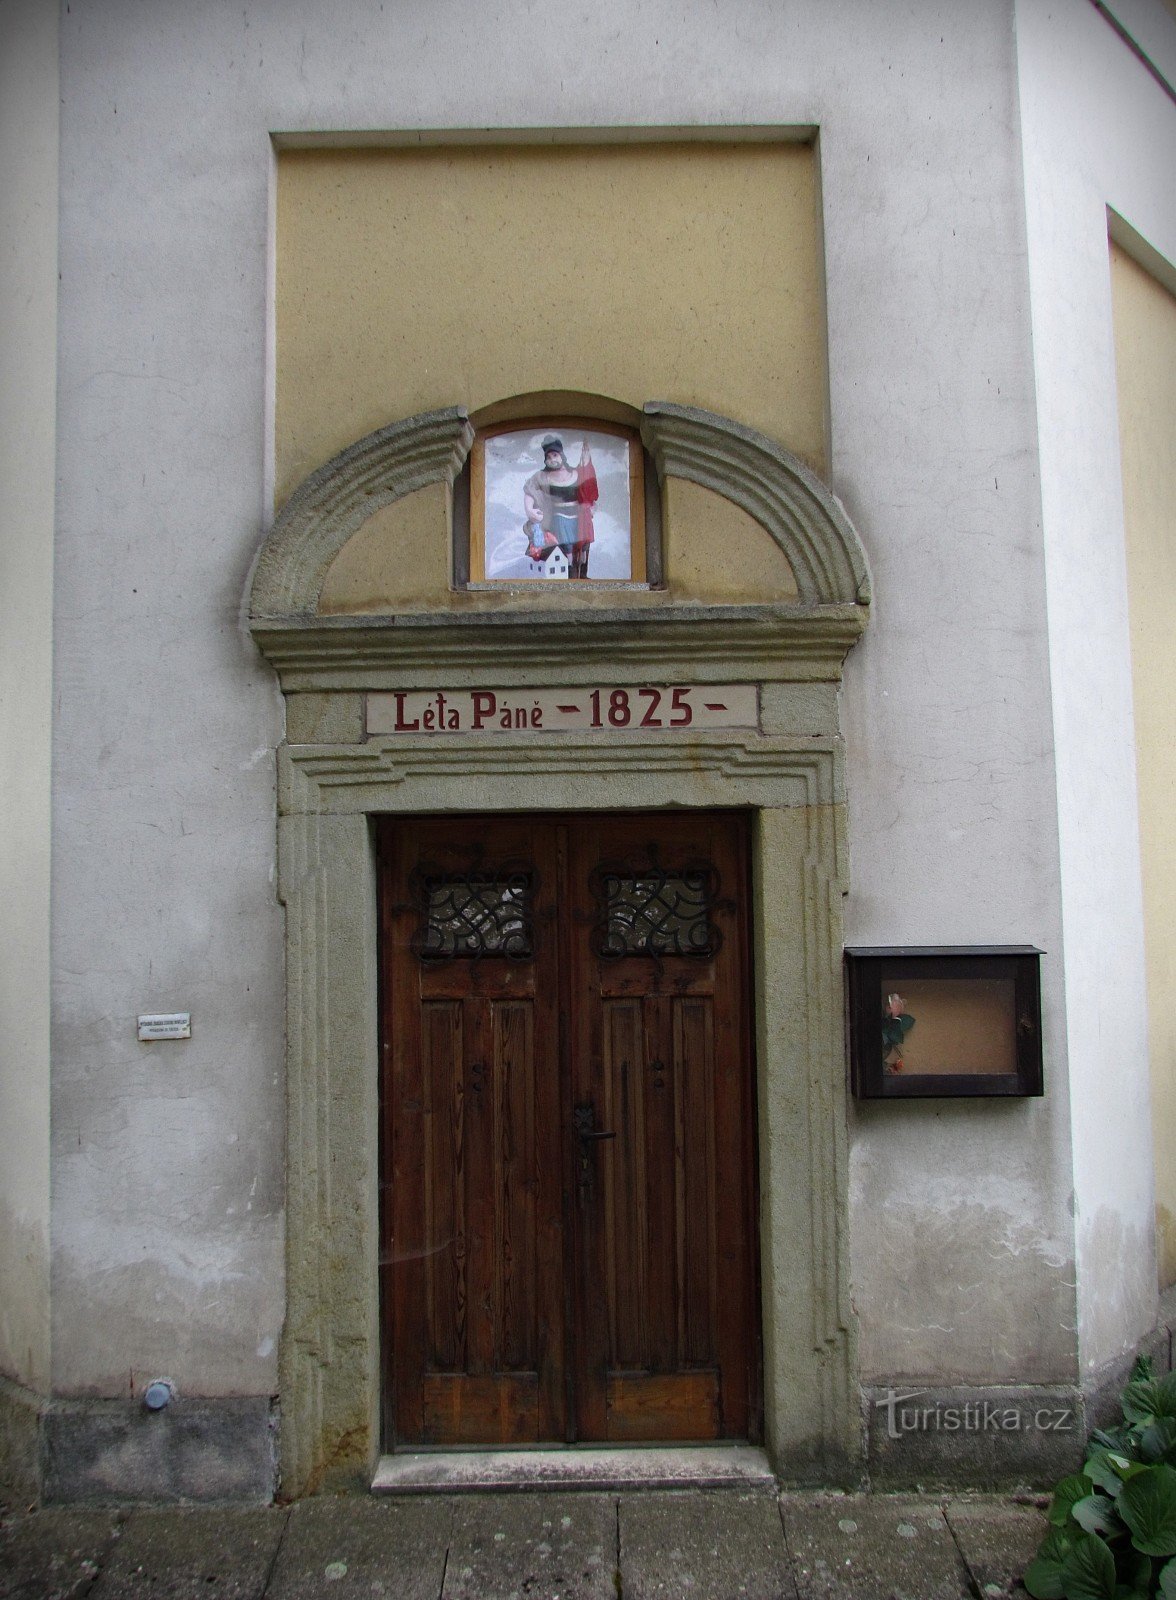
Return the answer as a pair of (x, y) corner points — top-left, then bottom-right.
(1118, 1464), (1176, 1556)
(1140, 1419), (1176, 1466)
(1152, 1375), (1175, 1419)
(1131, 1354), (1156, 1385)
(1115, 1547), (1151, 1591)
(1024, 1557), (1066, 1597)
(1024, 1527), (1076, 1598)
(1093, 1426), (1134, 1457)
(1123, 1385), (1155, 1426)
(1051, 1474), (1096, 1526)
(1086, 1452), (1135, 1494)
(1024, 1558), (1066, 1597)
(1072, 1493), (1122, 1537)
(1123, 1376), (1176, 1427)
(1059, 1532), (1119, 1599)
(1157, 1556), (1176, 1598)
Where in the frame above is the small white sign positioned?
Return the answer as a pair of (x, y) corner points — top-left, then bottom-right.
(137, 1013), (191, 1042)
(367, 684), (759, 736)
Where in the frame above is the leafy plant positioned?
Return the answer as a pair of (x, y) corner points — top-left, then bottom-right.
(1024, 1356), (1176, 1599)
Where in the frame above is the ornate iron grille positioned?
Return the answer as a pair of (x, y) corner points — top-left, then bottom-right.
(590, 857), (720, 958)
(412, 866), (534, 960)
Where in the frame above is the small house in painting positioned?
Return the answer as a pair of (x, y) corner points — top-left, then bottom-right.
(527, 545), (570, 579)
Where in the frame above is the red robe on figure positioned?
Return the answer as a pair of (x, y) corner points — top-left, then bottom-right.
(571, 455), (599, 573)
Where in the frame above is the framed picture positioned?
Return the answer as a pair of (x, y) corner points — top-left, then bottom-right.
(468, 419), (646, 584)
(845, 946), (1044, 1099)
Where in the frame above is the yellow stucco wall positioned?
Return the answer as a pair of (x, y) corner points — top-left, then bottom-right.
(320, 484), (451, 613)
(1110, 241), (1176, 1291)
(318, 475), (800, 613)
(277, 142), (822, 610)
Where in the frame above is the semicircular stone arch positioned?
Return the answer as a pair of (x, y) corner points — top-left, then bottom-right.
(249, 400), (871, 618)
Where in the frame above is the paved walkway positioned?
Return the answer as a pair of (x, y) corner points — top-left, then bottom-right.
(1, 1489), (1047, 1599)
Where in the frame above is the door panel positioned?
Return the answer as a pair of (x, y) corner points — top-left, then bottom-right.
(568, 815), (754, 1443)
(380, 813), (759, 1449)
(382, 820), (565, 1446)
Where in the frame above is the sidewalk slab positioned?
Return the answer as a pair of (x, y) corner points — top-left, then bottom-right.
(267, 1495), (451, 1599)
(86, 1506), (286, 1599)
(944, 1498), (1047, 1598)
(0, 1509), (120, 1600)
(780, 1495), (971, 1600)
(620, 1490), (792, 1599)
(0, 1489), (1052, 1599)
(442, 1492), (616, 1599)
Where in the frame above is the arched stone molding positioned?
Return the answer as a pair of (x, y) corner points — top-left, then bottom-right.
(640, 402), (871, 608)
(252, 407), (474, 618)
(250, 401), (871, 619)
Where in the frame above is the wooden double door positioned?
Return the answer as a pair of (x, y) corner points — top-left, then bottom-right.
(379, 812), (760, 1448)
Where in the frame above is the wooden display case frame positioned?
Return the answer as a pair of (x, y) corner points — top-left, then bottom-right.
(845, 945), (1044, 1100)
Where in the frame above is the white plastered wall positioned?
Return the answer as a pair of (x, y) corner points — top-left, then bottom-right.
(50, 2), (288, 1396)
(828, 4), (1075, 1383)
(51, 0), (1077, 1400)
(0, 0), (58, 1397)
(1014, 0), (1176, 1374)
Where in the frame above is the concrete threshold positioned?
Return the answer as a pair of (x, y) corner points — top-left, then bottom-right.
(372, 1443), (776, 1494)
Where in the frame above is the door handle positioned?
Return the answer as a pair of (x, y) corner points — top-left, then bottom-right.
(573, 1104), (616, 1143)
(573, 1103), (614, 1203)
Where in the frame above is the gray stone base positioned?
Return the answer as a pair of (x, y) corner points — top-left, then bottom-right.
(863, 1385), (1084, 1489)
(12, 1294), (1175, 1506)
(0, 1372), (45, 1503)
(1082, 1284), (1176, 1439)
(1162, 1282), (1176, 1368)
(373, 1444), (775, 1494)
(42, 1395), (278, 1505)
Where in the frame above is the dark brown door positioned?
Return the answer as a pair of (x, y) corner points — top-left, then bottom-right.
(380, 813), (759, 1449)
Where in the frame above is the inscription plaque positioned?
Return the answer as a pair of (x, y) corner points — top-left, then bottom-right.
(367, 684), (759, 735)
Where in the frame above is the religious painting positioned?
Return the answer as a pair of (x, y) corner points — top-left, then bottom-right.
(846, 947), (1044, 1098)
(470, 420), (646, 583)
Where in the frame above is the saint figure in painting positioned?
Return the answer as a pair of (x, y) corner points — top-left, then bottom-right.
(522, 435), (599, 579)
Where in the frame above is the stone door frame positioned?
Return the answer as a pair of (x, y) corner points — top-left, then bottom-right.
(250, 402), (871, 1494)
